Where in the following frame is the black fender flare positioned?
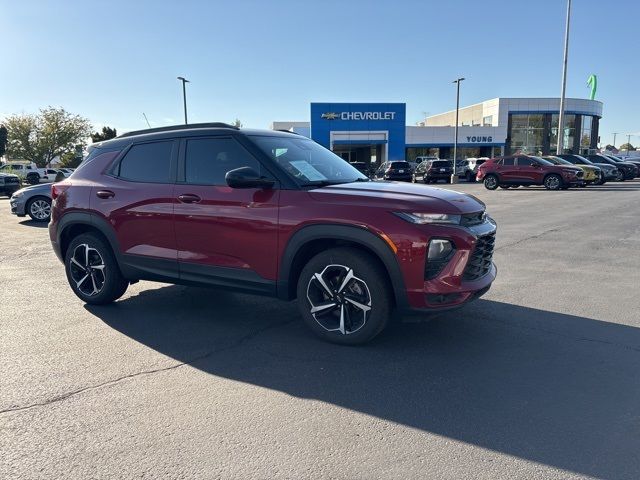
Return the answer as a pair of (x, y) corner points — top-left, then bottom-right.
(278, 224), (408, 309)
(57, 212), (122, 263)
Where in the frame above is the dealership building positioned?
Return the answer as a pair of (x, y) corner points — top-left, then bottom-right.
(271, 98), (603, 164)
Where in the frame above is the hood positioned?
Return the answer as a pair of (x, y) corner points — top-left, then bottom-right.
(592, 163), (615, 171)
(309, 181), (485, 215)
(15, 182), (52, 195)
(0, 172), (20, 179)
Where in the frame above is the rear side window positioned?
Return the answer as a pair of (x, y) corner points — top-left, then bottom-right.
(119, 141), (173, 183)
(184, 137), (260, 185)
(517, 157), (533, 166)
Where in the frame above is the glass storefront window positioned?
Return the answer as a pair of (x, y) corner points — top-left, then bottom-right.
(483, 116), (493, 126)
(509, 114), (545, 154)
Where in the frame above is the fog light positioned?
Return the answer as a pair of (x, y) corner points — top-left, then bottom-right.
(428, 239), (453, 260)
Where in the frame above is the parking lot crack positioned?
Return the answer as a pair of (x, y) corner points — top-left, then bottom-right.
(0, 318), (295, 416)
(495, 227), (560, 251)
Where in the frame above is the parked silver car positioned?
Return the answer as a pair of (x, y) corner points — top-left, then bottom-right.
(10, 183), (52, 222)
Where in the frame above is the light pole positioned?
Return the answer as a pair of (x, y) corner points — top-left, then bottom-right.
(613, 132), (619, 148)
(452, 77), (465, 183)
(177, 76), (190, 124)
(556, 0), (572, 154)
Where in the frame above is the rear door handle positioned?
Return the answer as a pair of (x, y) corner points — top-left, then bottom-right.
(96, 190), (115, 199)
(178, 194), (201, 204)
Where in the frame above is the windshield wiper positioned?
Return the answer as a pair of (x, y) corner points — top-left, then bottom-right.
(300, 180), (337, 187)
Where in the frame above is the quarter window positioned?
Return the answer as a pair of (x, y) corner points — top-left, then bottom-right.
(184, 138), (261, 185)
(118, 141), (173, 183)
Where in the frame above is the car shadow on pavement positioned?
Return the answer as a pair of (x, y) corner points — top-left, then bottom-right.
(87, 286), (640, 479)
(18, 219), (49, 228)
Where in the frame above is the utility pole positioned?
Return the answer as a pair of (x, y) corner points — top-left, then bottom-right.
(451, 77), (465, 183)
(556, 0), (572, 154)
(613, 132), (618, 148)
(177, 76), (190, 124)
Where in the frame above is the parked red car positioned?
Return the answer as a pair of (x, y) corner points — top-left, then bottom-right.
(49, 123), (497, 344)
(476, 155), (584, 190)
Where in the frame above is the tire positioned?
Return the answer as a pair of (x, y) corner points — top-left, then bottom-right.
(483, 174), (499, 190)
(579, 184), (587, 188)
(296, 247), (391, 345)
(466, 171), (475, 182)
(26, 196), (52, 222)
(544, 174), (563, 191)
(64, 233), (129, 305)
(614, 170), (624, 182)
(26, 173), (40, 185)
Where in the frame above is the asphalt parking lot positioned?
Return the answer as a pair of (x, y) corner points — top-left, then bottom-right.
(1, 181), (640, 480)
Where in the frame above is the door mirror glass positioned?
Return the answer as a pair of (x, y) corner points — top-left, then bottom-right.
(225, 166), (275, 189)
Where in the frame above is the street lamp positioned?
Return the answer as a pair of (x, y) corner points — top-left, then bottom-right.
(556, 0), (572, 154)
(452, 77), (465, 183)
(177, 76), (190, 124)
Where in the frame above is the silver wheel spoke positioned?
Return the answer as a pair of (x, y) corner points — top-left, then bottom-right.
(313, 273), (333, 297)
(76, 274), (89, 288)
(310, 302), (337, 314)
(84, 245), (89, 266)
(337, 268), (354, 293)
(90, 274), (99, 295)
(92, 264), (106, 271)
(344, 296), (372, 313)
(71, 257), (84, 269)
(339, 305), (346, 335)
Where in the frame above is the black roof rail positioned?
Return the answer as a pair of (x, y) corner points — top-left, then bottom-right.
(118, 122), (240, 138)
(275, 129), (300, 135)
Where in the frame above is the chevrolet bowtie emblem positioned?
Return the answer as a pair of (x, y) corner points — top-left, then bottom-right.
(321, 112), (340, 120)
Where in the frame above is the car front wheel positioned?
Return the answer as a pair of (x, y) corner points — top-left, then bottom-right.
(65, 233), (129, 305)
(26, 196), (52, 222)
(483, 175), (499, 190)
(296, 247), (391, 345)
(544, 174), (563, 190)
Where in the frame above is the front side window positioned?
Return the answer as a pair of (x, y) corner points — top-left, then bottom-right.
(184, 138), (261, 185)
(118, 141), (173, 183)
(250, 135), (368, 186)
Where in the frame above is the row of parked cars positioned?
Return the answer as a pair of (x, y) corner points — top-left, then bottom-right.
(369, 153), (639, 191)
(477, 153), (640, 190)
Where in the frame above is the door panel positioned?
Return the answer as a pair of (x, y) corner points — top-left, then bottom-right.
(91, 140), (179, 277)
(174, 137), (280, 283)
(497, 157), (518, 182)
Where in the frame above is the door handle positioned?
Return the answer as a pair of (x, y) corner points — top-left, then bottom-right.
(178, 194), (201, 204)
(96, 190), (115, 199)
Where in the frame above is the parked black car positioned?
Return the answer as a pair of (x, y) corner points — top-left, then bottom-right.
(586, 154), (637, 180)
(603, 155), (640, 176)
(373, 161), (412, 181)
(556, 154), (619, 183)
(412, 159), (453, 184)
(0, 173), (22, 197)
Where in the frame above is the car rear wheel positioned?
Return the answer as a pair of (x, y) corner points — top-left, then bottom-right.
(65, 233), (129, 305)
(466, 171), (475, 182)
(544, 174), (563, 190)
(483, 174), (499, 190)
(26, 196), (51, 222)
(296, 247), (391, 345)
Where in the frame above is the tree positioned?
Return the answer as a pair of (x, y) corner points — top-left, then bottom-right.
(91, 126), (117, 143)
(4, 107), (92, 167)
(0, 125), (7, 158)
(604, 144), (618, 152)
(232, 118), (243, 128)
(619, 143), (636, 151)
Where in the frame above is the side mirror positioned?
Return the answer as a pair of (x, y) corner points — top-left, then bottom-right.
(225, 166), (275, 189)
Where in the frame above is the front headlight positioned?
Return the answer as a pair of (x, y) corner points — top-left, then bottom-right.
(12, 191), (24, 199)
(394, 212), (462, 225)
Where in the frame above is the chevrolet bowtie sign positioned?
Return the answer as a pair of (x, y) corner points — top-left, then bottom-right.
(321, 112), (397, 120)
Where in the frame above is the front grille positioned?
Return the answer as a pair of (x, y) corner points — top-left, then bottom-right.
(463, 232), (495, 281)
(5, 177), (19, 184)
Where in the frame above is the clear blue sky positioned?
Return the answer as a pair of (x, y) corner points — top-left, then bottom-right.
(1, 0), (638, 146)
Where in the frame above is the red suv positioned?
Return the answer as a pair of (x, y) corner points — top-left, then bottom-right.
(477, 155), (584, 190)
(49, 124), (497, 344)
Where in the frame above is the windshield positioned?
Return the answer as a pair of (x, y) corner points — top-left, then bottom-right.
(250, 135), (368, 186)
(530, 156), (553, 165)
(545, 156), (571, 165)
(390, 161), (410, 168)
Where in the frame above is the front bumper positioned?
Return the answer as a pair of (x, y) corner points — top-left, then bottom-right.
(9, 196), (27, 216)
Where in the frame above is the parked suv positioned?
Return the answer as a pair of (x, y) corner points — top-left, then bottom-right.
(457, 157), (488, 182)
(477, 155), (584, 190)
(49, 123), (497, 344)
(373, 161), (412, 181)
(586, 154), (637, 180)
(412, 159), (453, 183)
(555, 154), (618, 184)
